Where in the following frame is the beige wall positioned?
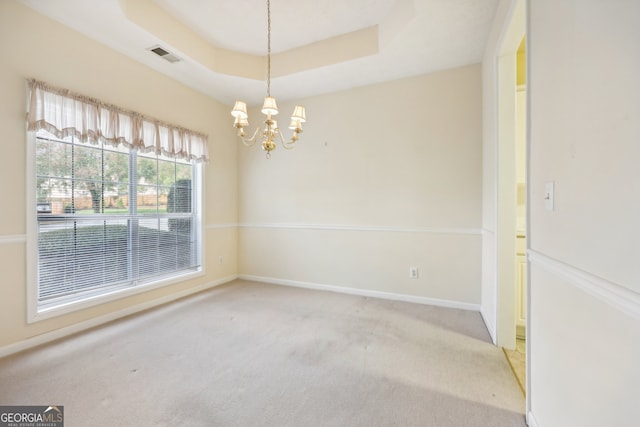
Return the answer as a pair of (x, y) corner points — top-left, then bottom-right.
(528, 0), (640, 425)
(529, 0), (639, 290)
(238, 65), (484, 306)
(0, 1), (238, 349)
(528, 0), (640, 427)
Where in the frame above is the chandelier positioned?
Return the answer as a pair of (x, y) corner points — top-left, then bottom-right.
(230, 0), (307, 159)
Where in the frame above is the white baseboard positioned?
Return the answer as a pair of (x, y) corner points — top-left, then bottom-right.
(238, 274), (480, 312)
(1, 273), (481, 358)
(527, 411), (540, 427)
(0, 275), (237, 359)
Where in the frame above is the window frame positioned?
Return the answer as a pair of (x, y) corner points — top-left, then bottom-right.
(26, 130), (205, 323)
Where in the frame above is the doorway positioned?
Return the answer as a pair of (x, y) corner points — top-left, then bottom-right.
(495, 0), (527, 400)
(515, 37), (527, 343)
(504, 36), (527, 395)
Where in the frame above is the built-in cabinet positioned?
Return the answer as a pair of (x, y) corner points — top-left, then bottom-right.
(515, 86), (526, 340)
(516, 235), (526, 339)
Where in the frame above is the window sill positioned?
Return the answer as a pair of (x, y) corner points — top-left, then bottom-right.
(28, 269), (204, 324)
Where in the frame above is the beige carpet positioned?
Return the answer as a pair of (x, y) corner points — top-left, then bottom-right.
(0, 280), (526, 426)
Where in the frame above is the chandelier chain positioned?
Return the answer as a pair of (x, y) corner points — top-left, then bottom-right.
(266, 0), (271, 97)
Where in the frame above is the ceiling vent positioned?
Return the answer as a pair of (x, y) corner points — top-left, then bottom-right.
(148, 45), (181, 63)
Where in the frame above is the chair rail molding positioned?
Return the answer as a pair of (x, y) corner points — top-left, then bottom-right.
(205, 223), (238, 229)
(0, 234), (26, 244)
(239, 222), (482, 235)
(528, 249), (640, 320)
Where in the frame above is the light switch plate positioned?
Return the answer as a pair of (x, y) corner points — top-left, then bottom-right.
(545, 181), (555, 211)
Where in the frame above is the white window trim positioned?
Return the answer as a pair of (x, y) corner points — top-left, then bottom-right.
(26, 131), (205, 324)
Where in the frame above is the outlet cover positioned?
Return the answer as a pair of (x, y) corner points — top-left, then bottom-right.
(409, 267), (419, 279)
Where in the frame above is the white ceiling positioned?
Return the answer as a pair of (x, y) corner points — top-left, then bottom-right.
(19, 0), (499, 107)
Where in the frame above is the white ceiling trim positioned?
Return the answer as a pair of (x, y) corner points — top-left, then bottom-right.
(18, 0), (500, 106)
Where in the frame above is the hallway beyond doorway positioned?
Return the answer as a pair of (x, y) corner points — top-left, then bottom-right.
(504, 338), (526, 395)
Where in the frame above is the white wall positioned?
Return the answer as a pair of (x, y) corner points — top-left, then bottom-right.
(0, 1), (238, 350)
(481, 0), (517, 343)
(238, 65), (484, 308)
(528, 0), (640, 426)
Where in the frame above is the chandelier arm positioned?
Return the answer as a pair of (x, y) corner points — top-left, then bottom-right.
(237, 126), (261, 146)
(276, 129), (298, 150)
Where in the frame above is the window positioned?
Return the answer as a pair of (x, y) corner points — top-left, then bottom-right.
(26, 80), (208, 319)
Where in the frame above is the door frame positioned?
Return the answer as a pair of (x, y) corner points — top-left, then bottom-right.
(494, 0), (530, 414)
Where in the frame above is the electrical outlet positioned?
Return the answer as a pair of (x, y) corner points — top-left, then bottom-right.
(409, 267), (419, 279)
(218, 256), (223, 264)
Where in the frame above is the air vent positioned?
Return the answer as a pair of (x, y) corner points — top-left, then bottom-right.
(147, 45), (181, 63)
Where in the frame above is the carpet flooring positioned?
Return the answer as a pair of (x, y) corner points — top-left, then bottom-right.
(0, 280), (526, 426)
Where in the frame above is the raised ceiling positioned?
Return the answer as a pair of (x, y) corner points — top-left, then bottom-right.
(19, 0), (499, 107)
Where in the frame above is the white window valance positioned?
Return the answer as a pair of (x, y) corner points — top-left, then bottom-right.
(26, 79), (209, 162)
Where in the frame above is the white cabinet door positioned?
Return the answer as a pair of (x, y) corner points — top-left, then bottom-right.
(516, 254), (527, 337)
